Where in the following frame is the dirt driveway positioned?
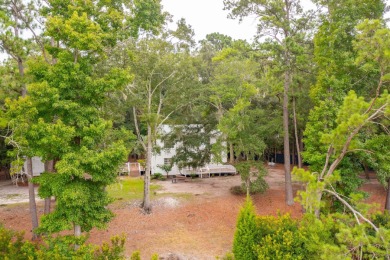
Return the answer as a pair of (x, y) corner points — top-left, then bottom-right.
(0, 164), (385, 259)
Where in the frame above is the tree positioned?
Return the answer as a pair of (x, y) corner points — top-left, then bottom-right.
(303, 0), (386, 205)
(209, 41), (265, 163)
(235, 161), (268, 196)
(127, 22), (198, 213)
(158, 163), (172, 178)
(233, 196), (260, 260)
(6, 0), (165, 238)
(295, 19), (389, 217)
(224, 0), (315, 205)
(0, 0), (43, 239)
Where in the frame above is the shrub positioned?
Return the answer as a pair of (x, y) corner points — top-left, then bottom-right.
(233, 196), (260, 260)
(255, 214), (309, 260)
(0, 225), (36, 260)
(230, 185), (246, 195)
(130, 250), (141, 260)
(217, 252), (235, 260)
(95, 235), (126, 260)
(151, 172), (165, 180)
(0, 225), (126, 259)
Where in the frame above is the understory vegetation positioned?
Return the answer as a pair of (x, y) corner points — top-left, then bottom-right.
(0, 0), (389, 258)
(0, 225), (127, 260)
(232, 197), (390, 260)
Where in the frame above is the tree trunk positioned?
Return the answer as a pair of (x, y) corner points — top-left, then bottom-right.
(363, 163), (370, 180)
(229, 142), (234, 164)
(314, 189), (323, 218)
(292, 139), (296, 165)
(293, 96), (302, 168)
(44, 160), (54, 214)
(74, 223), (81, 249)
(283, 70), (294, 205)
(142, 124), (152, 213)
(246, 178), (250, 197)
(18, 38), (39, 238)
(385, 178), (390, 213)
(74, 224), (81, 237)
(26, 157), (39, 240)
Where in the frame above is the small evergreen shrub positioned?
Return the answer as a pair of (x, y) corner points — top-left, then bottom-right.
(233, 196), (260, 260)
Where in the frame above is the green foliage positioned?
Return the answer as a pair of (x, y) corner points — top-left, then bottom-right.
(255, 214), (311, 260)
(303, 1), (388, 205)
(95, 235), (126, 260)
(150, 253), (159, 260)
(233, 197), (260, 260)
(217, 252), (235, 260)
(0, 225), (37, 259)
(130, 250), (141, 260)
(236, 161), (268, 195)
(165, 125), (215, 169)
(0, 225), (126, 259)
(232, 209), (390, 260)
(209, 42), (269, 161)
(151, 172), (165, 180)
(158, 164), (173, 177)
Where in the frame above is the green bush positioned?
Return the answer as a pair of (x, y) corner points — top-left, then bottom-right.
(0, 225), (37, 260)
(233, 196), (260, 260)
(230, 185), (246, 195)
(217, 252), (235, 260)
(151, 172), (165, 180)
(0, 225), (126, 260)
(150, 253), (159, 260)
(232, 207), (390, 260)
(130, 250), (141, 260)
(255, 214), (309, 260)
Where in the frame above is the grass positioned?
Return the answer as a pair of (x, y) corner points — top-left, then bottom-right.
(107, 177), (161, 201)
(5, 194), (20, 199)
(157, 192), (194, 200)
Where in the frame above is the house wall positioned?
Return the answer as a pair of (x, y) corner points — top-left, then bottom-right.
(24, 156), (45, 177)
(150, 125), (227, 176)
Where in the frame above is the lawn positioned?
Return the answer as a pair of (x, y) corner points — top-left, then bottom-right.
(107, 177), (161, 201)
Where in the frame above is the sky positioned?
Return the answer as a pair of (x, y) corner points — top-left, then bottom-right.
(161, 0), (258, 42)
(161, 0), (316, 43)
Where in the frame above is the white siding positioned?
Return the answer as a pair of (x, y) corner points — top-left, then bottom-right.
(24, 156), (45, 176)
(151, 125), (227, 175)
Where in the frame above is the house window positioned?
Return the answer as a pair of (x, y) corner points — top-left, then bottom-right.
(164, 158), (172, 166)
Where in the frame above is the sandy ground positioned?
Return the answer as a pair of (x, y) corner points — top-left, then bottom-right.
(0, 164), (386, 259)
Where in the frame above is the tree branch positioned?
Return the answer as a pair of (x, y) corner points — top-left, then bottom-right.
(133, 107), (146, 151)
(324, 189), (378, 232)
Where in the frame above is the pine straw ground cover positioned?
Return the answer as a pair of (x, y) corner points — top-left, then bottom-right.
(0, 165), (386, 259)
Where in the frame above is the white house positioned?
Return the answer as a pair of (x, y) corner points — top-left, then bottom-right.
(23, 156), (45, 177)
(151, 125), (231, 176)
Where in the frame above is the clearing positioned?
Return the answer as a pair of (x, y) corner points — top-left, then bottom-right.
(0, 164), (385, 259)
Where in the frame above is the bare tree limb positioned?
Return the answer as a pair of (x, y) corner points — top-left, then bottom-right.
(133, 107), (146, 151)
(324, 189), (377, 232)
